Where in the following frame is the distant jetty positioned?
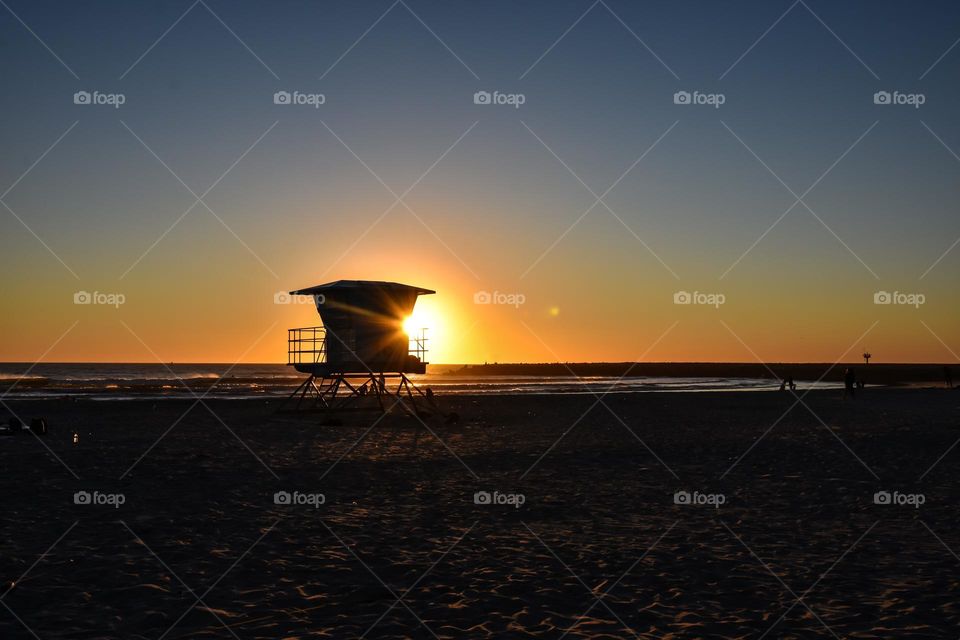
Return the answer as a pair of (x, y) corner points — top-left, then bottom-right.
(452, 362), (953, 386)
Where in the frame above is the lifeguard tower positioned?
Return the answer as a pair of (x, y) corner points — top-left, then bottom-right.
(281, 280), (434, 413)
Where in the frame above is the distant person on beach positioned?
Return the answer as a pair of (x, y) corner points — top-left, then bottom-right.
(787, 375), (796, 392)
(946, 366), (953, 389)
(844, 368), (856, 399)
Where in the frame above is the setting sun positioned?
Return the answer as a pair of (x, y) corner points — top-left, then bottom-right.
(402, 308), (434, 337)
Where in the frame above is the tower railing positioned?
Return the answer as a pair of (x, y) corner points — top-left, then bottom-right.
(288, 326), (429, 366)
(288, 327), (326, 365)
(408, 327), (429, 363)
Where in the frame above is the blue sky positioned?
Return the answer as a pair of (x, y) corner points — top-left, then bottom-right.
(1, 0), (958, 362)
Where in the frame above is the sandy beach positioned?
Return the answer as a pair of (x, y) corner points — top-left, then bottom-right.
(1, 387), (958, 638)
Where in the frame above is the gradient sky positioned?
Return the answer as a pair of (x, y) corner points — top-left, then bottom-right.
(1, 0), (958, 364)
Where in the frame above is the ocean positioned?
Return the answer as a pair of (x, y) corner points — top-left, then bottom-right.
(0, 363), (838, 400)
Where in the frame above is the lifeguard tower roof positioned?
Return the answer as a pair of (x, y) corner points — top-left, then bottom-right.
(286, 279), (433, 377)
(290, 280), (435, 296)
(282, 279), (436, 411)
